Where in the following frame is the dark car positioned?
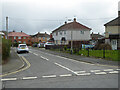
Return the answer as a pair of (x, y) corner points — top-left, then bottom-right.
(32, 43), (38, 47)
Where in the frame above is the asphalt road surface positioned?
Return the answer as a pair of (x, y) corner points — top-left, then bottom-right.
(2, 47), (119, 88)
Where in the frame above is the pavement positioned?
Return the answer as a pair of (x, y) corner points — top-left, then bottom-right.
(37, 48), (119, 67)
(2, 48), (24, 74)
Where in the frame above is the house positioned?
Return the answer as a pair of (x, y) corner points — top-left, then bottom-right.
(104, 4), (120, 50)
(90, 32), (105, 45)
(8, 31), (31, 45)
(31, 32), (50, 44)
(52, 18), (91, 46)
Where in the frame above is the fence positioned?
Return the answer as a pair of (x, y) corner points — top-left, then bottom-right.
(46, 45), (119, 61)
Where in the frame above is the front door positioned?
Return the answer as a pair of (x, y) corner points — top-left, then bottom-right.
(111, 39), (117, 50)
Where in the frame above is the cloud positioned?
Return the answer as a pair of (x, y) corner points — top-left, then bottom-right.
(2, 0), (120, 35)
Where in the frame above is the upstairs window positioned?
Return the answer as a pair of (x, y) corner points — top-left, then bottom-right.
(14, 36), (16, 39)
(60, 31), (62, 35)
(80, 31), (84, 34)
(18, 37), (21, 39)
(64, 31), (66, 34)
(23, 37), (26, 39)
(56, 32), (58, 36)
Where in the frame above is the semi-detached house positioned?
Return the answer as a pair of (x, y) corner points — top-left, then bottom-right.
(52, 18), (91, 46)
(8, 31), (31, 45)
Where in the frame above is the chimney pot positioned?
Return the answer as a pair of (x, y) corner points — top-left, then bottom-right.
(21, 31), (22, 33)
(65, 21), (67, 24)
(73, 18), (76, 22)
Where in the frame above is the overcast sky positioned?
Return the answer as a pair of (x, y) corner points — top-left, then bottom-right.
(1, 0), (120, 35)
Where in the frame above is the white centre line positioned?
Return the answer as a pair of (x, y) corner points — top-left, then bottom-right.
(40, 56), (49, 61)
(1, 78), (17, 81)
(42, 75), (56, 78)
(22, 77), (37, 80)
(59, 74), (72, 77)
(54, 62), (77, 75)
(33, 53), (38, 56)
(95, 72), (107, 75)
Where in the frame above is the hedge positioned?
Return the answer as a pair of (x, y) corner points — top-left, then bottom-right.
(2, 38), (11, 62)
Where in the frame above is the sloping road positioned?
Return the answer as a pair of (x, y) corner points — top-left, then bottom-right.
(2, 47), (119, 88)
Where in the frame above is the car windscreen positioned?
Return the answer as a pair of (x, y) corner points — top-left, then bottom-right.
(20, 45), (26, 48)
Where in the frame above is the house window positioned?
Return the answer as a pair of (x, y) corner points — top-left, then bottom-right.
(18, 37), (21, 39)
(64, 31), (66, 34)
(80, 31), (84, 34)
(39, 37), (41, 39)
(23, 37), (26, 39)
(14, 36), (16, 39)
(43, 37), (45, 39)
(56, 32), (58, 36)
(60, 31), (62, 35)
(18, 41), (21, 43)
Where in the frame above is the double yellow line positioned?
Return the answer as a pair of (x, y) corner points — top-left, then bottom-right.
(0, 56), (31, 77)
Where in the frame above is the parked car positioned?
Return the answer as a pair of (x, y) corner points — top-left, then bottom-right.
(17, 44), (29, 53)
(44, 42), (55, 48)
(32, 43), (38, 47)
(38, 43), (44, 48)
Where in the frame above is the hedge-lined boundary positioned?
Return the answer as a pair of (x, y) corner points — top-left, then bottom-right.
(2, 38), (11, 64)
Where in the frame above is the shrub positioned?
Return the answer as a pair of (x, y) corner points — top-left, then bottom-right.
(2, 39), (11, 63)
(64, 45), (67, 51)
(94, 43), (112, 50)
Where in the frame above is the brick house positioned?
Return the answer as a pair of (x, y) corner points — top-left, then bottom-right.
(52, 18), (91, 46)
(31, 32), (50, 44)
(8, 31), (31, 45)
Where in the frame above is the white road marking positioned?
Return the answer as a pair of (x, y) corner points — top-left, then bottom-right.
(75, 71), (86, 73)
(76, 73), (91, 76)
(22, 77), (37, 80)
(95, 72), (107, 75)
(33, 53), (38, 56)
(90, 70), (101, 72)
(116, 69), (120, 70)
(42, 75), (56, 78)
(59, 74), (72, 77)
(29, 51), (32, 53)
(40, 56), (49, 61)
(1, 78), (17, 81)
(109, 71), (119, 74)
(54, 62), (77, 75)
(103, 69), (113, 71)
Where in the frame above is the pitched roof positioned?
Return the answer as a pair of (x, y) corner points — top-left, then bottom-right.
(91, 33), (104, 39)
(52, 19), (91, 33)
(31, 32), (50, 38)
(104, 16), (120, 26)
(8, 32), (30, 37)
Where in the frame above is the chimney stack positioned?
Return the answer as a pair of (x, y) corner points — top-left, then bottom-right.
(118, 1), (120, 16)
(73, 18), (76, 22)
(65, 21), (67, 24)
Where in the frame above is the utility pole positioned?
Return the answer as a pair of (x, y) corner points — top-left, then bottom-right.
(71, 30), (73, 54)
(6, 16), (8, 39)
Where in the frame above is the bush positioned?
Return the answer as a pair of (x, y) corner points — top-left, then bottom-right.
(13, 42), (19, 47)
(64, 45), (67, 51)
(94, 43), (112, 50)
(2, 39), (11, 63)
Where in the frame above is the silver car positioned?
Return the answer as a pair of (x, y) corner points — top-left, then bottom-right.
(17, 44), (29, 53)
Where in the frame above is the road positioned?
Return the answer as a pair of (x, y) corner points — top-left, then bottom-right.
(2, 47), (119, 88)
